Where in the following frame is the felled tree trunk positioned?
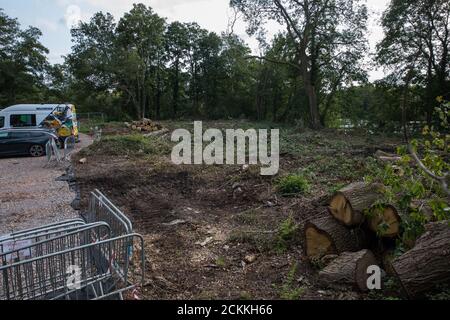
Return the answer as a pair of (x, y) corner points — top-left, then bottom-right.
(368, 205), (401, 238)
(318, 250), (379, 292)
(374, 150), (402, 162)
(392, 221), (450, 298)
(329, 182), (384, 227)
(304, 212), (366, 260)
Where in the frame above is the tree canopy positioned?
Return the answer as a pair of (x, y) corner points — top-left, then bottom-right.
(0, 1), (448, 130)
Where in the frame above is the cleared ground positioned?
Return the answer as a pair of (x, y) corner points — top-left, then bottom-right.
(73, 121), (402, 300)
(0, 133), (92, 235)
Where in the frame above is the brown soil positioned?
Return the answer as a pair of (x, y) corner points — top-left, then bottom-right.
(72, 122), (400, 300)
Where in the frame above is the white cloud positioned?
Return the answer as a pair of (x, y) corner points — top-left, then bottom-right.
(64, 4), (82, 28)
(36, 18), (59, 32)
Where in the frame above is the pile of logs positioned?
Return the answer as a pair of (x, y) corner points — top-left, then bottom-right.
(125, 118), (166, 133)
(303, 182), (450, 298)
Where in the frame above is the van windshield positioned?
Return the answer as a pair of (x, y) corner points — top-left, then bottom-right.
(0, 116), (4, 128)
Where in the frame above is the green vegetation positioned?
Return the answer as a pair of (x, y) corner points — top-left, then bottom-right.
(215, 256), (227, 268)
(276, 174), (310, 196)
(365, 100), (450, 249)
(81, 134), (171, 157)
(274, 217), (299, 254)
(277, 264), (305, 300)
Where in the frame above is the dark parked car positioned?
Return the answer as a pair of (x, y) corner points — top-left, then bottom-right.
(0, 129), (57, 157)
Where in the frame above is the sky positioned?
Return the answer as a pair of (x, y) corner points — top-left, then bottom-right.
(0, 0), (390, 80)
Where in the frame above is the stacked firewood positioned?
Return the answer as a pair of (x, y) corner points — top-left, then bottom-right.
(125, 118), (165, 133)
(304, 182), (450, 298)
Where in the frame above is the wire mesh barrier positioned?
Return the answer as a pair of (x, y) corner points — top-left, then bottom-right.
(46, 135), (76, 166)
(0, 219), (87, 247)
(93, 127), (102, 142)
(0, 223), (111, 265)
(0, 219), (85, 240)
(84, 190), (133, 237)
(0, 192), (145, 300)
(45, 138), (64, 167)
(64, 136), (77, 160)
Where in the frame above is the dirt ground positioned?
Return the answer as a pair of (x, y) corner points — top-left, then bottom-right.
(73, 122), (401, 300)
(0, 133), (92, 236)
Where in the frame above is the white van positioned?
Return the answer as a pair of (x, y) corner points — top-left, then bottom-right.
(0, 104), (57, 130)
(0, 104), (79, 140)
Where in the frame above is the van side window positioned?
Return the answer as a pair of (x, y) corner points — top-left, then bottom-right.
(10, 114), (36, 127)
(0, 116), (4, 128)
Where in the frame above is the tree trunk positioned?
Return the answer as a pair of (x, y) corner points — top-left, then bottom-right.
(318, 250), (379, 292)
(392, 221), (450, 298)
(329, 182), (384, 227)
(155, 67), (162, 120)
(298, 44), (321, 129)
(304, 211), (366, 260)
(306, 84), (321, 129)
(173, 59), (180, 118)
(425, 59), (434, 126)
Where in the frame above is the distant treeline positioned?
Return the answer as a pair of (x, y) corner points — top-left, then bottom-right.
(0, 1), (449, 129)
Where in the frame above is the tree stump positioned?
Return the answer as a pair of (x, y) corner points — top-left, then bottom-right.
(318, 249), (379, 292)
(392, 221), (450, 298)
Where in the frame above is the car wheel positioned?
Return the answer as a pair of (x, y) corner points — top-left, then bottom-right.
(30, 145), (45, 157)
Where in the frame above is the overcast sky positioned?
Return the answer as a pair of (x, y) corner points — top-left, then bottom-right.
(0, 0), (390, 80)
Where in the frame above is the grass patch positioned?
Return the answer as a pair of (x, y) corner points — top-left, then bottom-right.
(276, 174), (310, 196)
(77, 118), (108, 134)
(229, 216), (299, 254)
(228, 230), (273, 253)
(234, 209), (260, 225)
(274, 217), (299, 253)
(81, 134), (171, 157)
(215, 256), (227, 268)
(277, 263), (305, 300)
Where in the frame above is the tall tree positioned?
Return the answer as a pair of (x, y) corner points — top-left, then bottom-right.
(0, 9), (49, 106)
(165, 22), (189, 118)
(67, 12), (117, 92)
(116, 4), (166, 119)
(377, 0), (450, 124)
(231, 0), (368, 128)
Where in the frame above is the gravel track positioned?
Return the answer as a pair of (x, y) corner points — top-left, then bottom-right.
(0, 134), (93, 235)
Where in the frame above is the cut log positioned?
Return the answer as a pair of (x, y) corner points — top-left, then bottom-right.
(368, 205), (401, 238)
(318, 250), (379, 292)
(392, 221), (450, 298)
(304, 212), (366, 260)
(329, 182), (384, 227)
(380, 249), (397, 276)
(375, 150), (402, 162)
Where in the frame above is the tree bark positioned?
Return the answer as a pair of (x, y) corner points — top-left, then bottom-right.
(319, 249), (379, 292)
(304, 211), (366, 260)
(172, 59), (180, 118)
(392, 221), (450, 298)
